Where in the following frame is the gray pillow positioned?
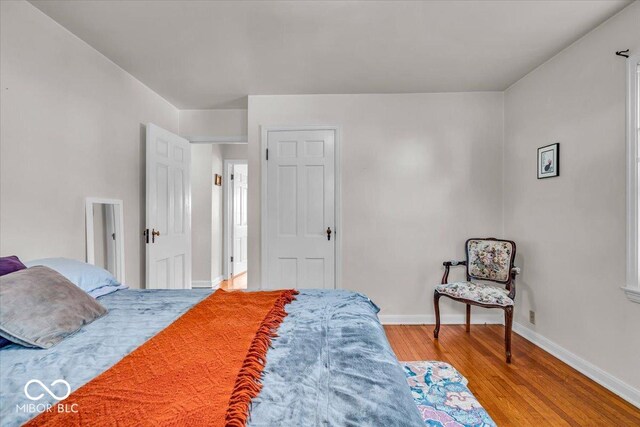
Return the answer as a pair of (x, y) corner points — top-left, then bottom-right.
(0, 266), (107, 348)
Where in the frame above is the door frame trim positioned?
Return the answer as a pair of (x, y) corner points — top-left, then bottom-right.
(223, 159), (248, 280)
(260, 125), (342, 290)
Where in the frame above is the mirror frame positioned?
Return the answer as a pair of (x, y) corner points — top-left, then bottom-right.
(85, 197), (125, 283)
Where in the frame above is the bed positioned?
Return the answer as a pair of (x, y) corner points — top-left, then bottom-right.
(0, 289), (425, 426)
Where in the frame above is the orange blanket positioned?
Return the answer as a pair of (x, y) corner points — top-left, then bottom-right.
(27, 289), (297, 427)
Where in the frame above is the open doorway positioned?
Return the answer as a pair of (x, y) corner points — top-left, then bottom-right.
(190, 143), (248, 290)
(222, 160), (248, 290)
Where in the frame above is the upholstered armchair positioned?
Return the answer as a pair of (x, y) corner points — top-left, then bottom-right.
(434, 238), (520, 363)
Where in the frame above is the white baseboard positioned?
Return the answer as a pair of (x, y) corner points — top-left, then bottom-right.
(192, 276), (223, 290)
(513, 322), (640, 409)
(191, 280), (211, 289)
(379, 313), (503, 325)
(212, 275), (223, 290)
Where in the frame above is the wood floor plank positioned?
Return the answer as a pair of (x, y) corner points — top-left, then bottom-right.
(385, 325), (640, 426)
(219, 272), (247, 290)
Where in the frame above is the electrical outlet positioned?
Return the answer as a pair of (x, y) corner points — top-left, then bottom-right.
(529, 310), (536, 325)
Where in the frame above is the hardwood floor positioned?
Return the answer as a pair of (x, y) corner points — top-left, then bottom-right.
(219, 272), (247, 290)
(385, 324), (640, 426)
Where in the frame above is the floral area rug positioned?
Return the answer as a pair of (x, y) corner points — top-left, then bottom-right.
(401, 361), (496, 427)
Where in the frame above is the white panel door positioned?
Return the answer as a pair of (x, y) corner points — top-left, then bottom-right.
(146, 123), (192, 289)
(266, 129), (335, 289)
(232, 164), (248, 275)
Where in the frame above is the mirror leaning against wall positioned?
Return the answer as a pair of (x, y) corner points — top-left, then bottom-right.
(85, 198), (125, 283)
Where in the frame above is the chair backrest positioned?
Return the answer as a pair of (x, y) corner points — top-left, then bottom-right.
(466, 238), (516, 285)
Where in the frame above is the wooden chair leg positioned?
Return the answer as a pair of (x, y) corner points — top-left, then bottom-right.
(465, 304), (471, 332)
(434, 291), (441, 339)
(504, 306), (514, 363)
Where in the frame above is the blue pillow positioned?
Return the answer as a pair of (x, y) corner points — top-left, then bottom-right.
(90, 284), (128, 298)
(24, 258), (127, 297)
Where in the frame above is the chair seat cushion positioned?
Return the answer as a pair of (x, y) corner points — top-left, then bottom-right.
(436, 281), (513, 306)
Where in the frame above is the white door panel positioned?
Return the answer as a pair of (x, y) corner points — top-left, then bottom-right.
(146, 123), (192, 289)
(265, 129), (335, 289)
(232, 164), (248, 275)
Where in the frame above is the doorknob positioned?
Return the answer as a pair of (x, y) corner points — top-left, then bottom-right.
(152, 229), (160, 243)
(326, 227), (332, 241)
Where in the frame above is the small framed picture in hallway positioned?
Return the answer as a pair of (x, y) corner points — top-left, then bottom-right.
(537, 143), (560, 179)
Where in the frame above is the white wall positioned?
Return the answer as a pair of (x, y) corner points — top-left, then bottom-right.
(0, 0), (179, 288)
(221, 144), (248, 160)
(248, 93), (505, 318)
(179, 109), (247, 139)
(504, 1), (640, 395)
(190, 144), (215, 283)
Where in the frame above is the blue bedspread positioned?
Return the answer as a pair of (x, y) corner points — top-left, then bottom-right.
(249, 290), (423, 426)
(0, 289), (423, 426)
(0, 290), (210, 426)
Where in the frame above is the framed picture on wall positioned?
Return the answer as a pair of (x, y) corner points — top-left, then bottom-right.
(537, 143), (559, 179)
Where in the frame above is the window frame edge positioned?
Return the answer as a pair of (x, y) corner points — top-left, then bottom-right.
(625, 53), (640, 303)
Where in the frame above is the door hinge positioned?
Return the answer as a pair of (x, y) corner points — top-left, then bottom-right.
(230, 256), (234, 262)
(230, 173), (234, 180)
(266, 148), (269, 160)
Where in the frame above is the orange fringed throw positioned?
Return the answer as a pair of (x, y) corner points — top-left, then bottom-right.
(27, 289), (298, 427)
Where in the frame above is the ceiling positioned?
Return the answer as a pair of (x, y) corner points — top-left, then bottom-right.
(30, 0), (631, 109)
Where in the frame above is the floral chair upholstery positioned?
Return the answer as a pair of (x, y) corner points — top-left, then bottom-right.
(435, 282), (513, 307)
(434, 238), (519, 363)
(467, 239), (514, 283)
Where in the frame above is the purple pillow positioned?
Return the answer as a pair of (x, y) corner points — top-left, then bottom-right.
(0, 336), (11, 349)
(0, 256), (26, 276)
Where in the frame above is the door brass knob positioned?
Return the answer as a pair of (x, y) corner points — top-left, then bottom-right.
(326, 227), (332, 241)
(152, 229), (160, 243)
